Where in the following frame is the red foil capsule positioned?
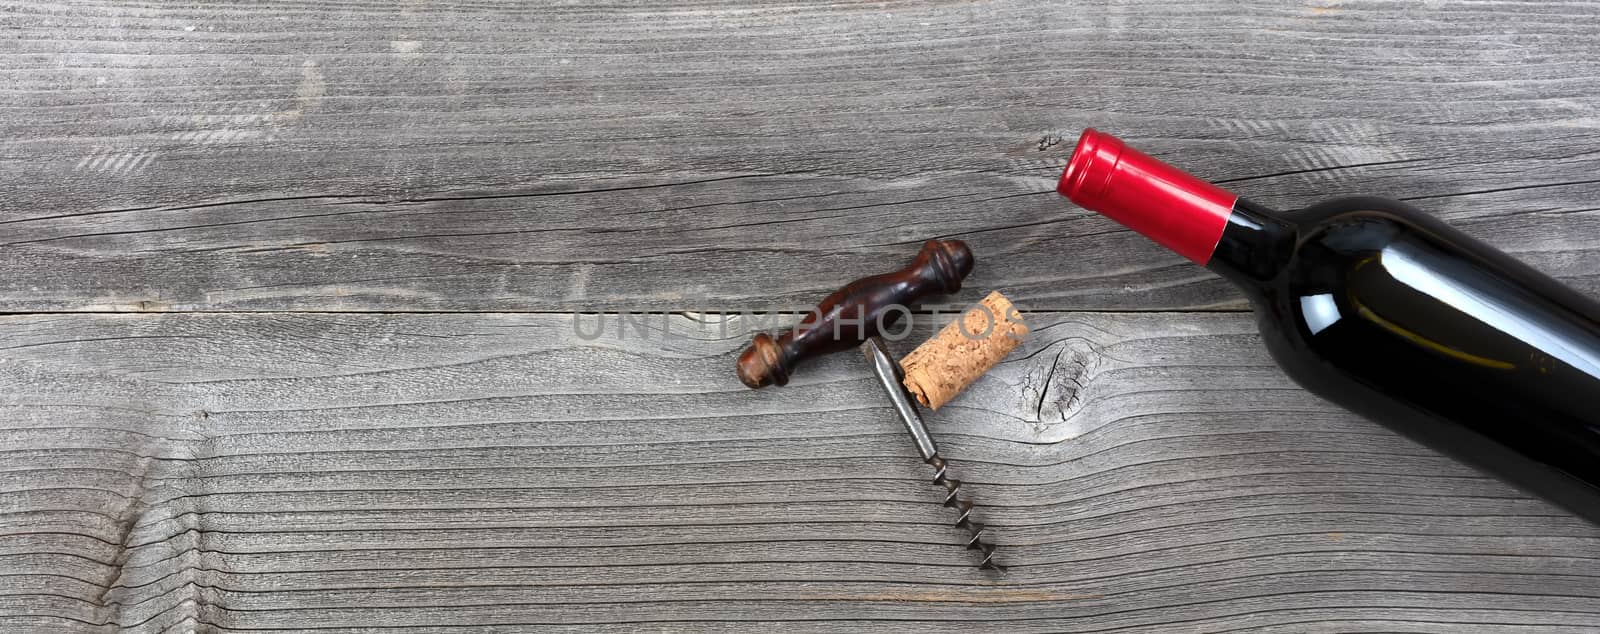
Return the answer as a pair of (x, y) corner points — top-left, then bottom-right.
(1057, 129), (1240, 265)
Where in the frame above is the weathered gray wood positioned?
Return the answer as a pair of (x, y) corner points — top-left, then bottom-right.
(1, 311), (1596, 632)
(6, 1), (1600, 632)
(2, 1), (1599, 311)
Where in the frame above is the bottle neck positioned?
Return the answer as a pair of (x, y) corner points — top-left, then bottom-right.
(1208, 198), (1296, 285)
(1058, 129), (1294, 283)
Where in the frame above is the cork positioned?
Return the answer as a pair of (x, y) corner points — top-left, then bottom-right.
(900, 290), (1028, 410)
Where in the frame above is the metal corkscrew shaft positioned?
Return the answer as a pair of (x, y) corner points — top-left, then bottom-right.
(864, 338), (1003, 570)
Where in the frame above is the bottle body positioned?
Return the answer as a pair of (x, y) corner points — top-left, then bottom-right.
(1221, 197), (1600, 522)
(1060, 130), (1600, 524)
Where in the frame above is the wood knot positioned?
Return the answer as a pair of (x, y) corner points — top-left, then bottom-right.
(1032, 341), (1095, 424)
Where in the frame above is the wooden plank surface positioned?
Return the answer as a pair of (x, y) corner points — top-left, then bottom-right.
(1, 311), (1598, 633)
(2, 0), (1599, 311)
(5, 1), (1600, 632)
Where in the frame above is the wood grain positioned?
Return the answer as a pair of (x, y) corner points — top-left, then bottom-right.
(2, 0), (1599, 311)
(1, 311), (1596, 632)
(7, 1), (1600, 632)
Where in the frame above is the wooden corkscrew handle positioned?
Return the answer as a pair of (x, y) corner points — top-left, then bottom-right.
(736, 239), (974, 388)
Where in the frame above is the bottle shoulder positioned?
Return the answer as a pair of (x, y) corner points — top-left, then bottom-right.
(1209, 196), (1448, 285)
(1276, 196), (1482, 271)
(1240, 197), (1487, 364)
(1290, 196), (1442, 239)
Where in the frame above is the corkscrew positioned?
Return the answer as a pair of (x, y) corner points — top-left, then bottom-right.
(863, 337), (1001, 570)
(736, 240), (1024, 570)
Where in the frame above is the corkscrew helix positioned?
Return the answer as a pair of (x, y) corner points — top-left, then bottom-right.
(735, 239), (1009, 570)
(863, 337), (1002, 570)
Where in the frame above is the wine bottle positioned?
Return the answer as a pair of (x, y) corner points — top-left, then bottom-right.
(1058, 129), (1600, 524)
